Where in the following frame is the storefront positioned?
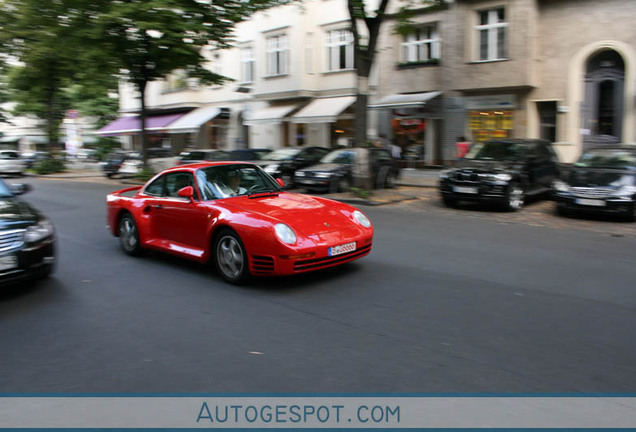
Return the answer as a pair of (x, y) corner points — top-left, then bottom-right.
(369, 91), (443, 165)
(465, 95), (516, 143)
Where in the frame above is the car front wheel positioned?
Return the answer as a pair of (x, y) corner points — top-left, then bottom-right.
(214, 229), (250, 284)
(119, 213), (143, 256)
(503, 182), (524, 211)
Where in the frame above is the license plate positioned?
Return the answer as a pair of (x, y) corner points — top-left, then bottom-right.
(454, 186), (478, 194)
(0, 255), (18, 272)
(329, 241), (356, 256)
(575, 198), (606, 207)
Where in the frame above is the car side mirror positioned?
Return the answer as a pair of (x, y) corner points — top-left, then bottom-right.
(276, 178), (285, 188)
(11, 183), (31, 195)
(177, 186), (194, 200)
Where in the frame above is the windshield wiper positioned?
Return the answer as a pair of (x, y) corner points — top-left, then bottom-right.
(247, 188), (281, 198)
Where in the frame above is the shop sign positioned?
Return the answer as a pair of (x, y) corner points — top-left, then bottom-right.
(465, 95), (516, 110)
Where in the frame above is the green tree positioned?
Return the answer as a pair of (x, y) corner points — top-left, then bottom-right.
(0, 0), (119, 151)
(87, 0), (289, 167)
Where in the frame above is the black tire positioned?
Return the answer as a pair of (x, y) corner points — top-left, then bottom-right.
(503, 182), (524, 212)
(213, 229), (250, 284)
(442, 195), (457, 208)
(555, 203), (570, 218)
(627, 203), (636, 222)
(118, 213), (143, 256)
(106, 173), (114, 178)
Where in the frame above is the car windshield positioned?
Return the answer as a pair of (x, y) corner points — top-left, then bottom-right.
(181, 151), (205, 160)
(574, 149), (636, 169)
(0, 178), (13, 197)
(196, 164), (281, 200)
(264, 148), (300, 161)
(320, 149), (354, 164)
(465, 142), (524, 161)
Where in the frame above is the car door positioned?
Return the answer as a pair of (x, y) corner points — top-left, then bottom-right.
(147, 172), (210, 253)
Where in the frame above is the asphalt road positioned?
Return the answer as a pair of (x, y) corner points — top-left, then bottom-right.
(1, 177), (635, 393)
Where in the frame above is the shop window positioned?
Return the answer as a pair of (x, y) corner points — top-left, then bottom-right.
(469, 111), (513, 142)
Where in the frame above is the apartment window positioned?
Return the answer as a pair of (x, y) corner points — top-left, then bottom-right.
(401, 25), (440, 63)
(476, 7), (507, 61)
(240, 47), (254, 83)
(267, 34), (288, 76)
(327, 29), (354, 71)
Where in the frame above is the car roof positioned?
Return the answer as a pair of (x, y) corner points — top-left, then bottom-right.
(162, 161), (257, 173)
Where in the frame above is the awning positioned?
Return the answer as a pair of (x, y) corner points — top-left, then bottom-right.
(369, 91), (443, 109)
(0, 136), (21, 144)
(291, 96), (356, 124)
(165, 106), (223, 134)
(244, 104), (298, 126)
(95, 113), (186, 136)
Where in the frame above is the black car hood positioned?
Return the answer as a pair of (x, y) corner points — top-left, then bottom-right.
(298, 163), (347, 174)
(0, 197), (41, 230)
(455, 159), (520, 173)
(563, 168), (635, 188)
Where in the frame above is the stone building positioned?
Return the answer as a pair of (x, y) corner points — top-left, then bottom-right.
(99, 0), (636, 164)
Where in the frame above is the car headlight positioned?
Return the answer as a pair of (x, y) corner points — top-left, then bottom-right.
(552, 179), (570, 193)
(492, 173), (512, 182)
(264, 164), (279, 174)
(316, 172), (331, 179)
(25, 219), (54, 243)
(353, 210), (371, 228)
(274, 223), (297, 245)
(614, 185), (636, 197)
(439, 169), (452, 179)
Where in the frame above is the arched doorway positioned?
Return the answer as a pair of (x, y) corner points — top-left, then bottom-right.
(582, 50), (625, 148)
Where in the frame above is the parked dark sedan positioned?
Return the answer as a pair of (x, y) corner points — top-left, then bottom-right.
(553, 146), (636, 221)
(229, 148), (272, 161)
(178, 149), (231, 165)
(439, 139), (559, 211)
(259, 146), (331, 188)
(102, 151), (137, 178)
(0, 179), (55, 286)
(295, 147), (400, 192)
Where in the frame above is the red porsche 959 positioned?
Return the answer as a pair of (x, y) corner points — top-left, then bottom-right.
(106, 162), (373, 284)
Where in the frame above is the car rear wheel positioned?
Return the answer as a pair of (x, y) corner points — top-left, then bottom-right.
(627, 203), (636, 222)
(119, 213), (142, 256)
(214, 230), (250, 284)
(504, 182), (524, 212)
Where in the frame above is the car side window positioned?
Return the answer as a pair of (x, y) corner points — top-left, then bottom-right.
(144, 176), (165, 196)
(164, 172), (194, 198)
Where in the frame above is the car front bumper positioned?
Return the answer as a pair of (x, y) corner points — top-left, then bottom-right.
(439, 180), (509, 202)
(554, 194), (635, 215)
(0, 238), (55, 287)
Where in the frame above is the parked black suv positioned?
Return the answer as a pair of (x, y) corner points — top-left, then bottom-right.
(439, 139), (559, 211)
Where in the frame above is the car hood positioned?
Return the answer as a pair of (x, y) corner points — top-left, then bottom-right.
(0, 197), (41, 230)
(562, 169), (635, 188)
(455, 159), (519, 172)
(216, 192), (361, 237)
(298, 163), (347, 174)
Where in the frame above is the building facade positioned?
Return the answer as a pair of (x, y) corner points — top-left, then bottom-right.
(102, 0), (636, 164)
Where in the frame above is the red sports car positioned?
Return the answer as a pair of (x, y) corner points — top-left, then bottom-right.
(106, 162), (373, 284)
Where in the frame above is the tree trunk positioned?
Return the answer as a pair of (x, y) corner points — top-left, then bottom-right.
(138, 80), (149, 170)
